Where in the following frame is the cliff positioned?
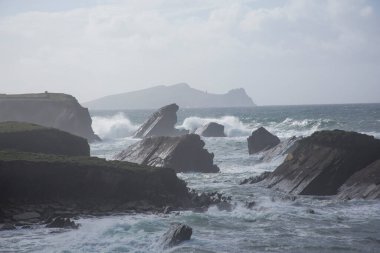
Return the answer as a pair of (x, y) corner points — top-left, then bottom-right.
(0, 121), (89, 156)
(0, 93), (100, 142)
(84, 83), (256, 109)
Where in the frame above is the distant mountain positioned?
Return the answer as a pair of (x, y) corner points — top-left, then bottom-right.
(84, 83), (256, 110)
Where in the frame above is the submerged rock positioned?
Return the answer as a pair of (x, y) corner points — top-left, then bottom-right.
(338, 159), (380, 200)
(46, 217), (79, 229)
(133, 103), (188, 138)
(261, 136), (301, 162)
(161, 223), (192, 248)
(258, 130), (380, 197)
(0, 223), (16, 231)
(115, 134), (219, 173)
(247, 127), (280, 154)
(0, 122), (90, 156)
(0, 93), (99, 142)
(195, 122), (226, 137)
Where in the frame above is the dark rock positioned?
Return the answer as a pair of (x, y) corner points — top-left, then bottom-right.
(338, 159), (380, 200)
(46, 217), (79, 229)
(245, 201), (256, 209)
(306, 208), (315, 214)
(248, 127), (280, 154)
(0, 223), (16, 230)
(195, 122), (226, 137)
(163, 206), (173, 214)
(0, 122), (90, 156)
(261, 136), (301, 162)
(259, 130), (380, 197)
(0, 93), (100, 142)
(12, 212), (41, 221)
(240, 171), (271, 185)
(133, 103), (188, 138)
(115, 134), (219, 173)
(161, 223), (192, 248)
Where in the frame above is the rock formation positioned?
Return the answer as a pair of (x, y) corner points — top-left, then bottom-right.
(115, 134), (220, 173)
(133, 103), (188, 138)
(260, 136), (301, 162)
(0, 93), (100, 142)
(161, 223), (192, 248)
(0, 121), (89, 156)
(247, 127), (280, 154)
(256, 130), (380, 197)
(195, 122), (226, 137)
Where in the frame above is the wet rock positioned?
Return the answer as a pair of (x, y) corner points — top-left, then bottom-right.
(248, 127), (280, 155)
(12, 212), (41, 221)
(259, 130), (380, 197)
(46, 217), (79, 229)
(115, 134), (219, 173)
(306, 208), (315, 214)
(338, 159), (380, 200)
(163, 206), (173, 214)
(161, 223), (192, 248)
(195, 122), (226, 137)
(245, 201), (256, 209)
(133, 103), (188, 138)
(240, 171), (271, 185)
(0, 223), (16, 230)
(261, 136), (301, 162)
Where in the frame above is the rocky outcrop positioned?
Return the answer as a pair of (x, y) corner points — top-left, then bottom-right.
(257, 130), (380, 197)
(247, 127), (280, 154)
(133, 103), (188, 138)
(0, 93), (100, 142)
(338, 159), (380, 200)
(195, 122), (226, 137)
(161, 223), (192, 248)
(115, 134), (220, 173)
(0, 122), (89, 156)
(46, 217), (79, 229)
(260, 136), (301, 162)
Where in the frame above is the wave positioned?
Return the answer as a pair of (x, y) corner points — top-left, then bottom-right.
(92, 113), (140, 139)
(179, 116), (252, 137)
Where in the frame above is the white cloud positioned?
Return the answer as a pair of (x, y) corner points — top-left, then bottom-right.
(0, 0), (379, 105)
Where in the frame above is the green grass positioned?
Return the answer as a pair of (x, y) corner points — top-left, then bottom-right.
(0, 121), (47, 133)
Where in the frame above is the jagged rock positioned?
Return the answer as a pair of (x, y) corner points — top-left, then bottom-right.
(338, 159), (380, 200)
(0, 93), (99, 142)
(195, 122), (226, 137)
(0, 122), (90, 156)
(261, 136), (301, 162)
(46, 217), (79, 229)
(258, 130), (380, 197)
(115, 134), (219, 173)
(161, 223), (192, 248)
(240, 171), (271, 185)
(247, 127), (280, 154)
(12, 212), (41, 221)
(133, 103), (188, 138)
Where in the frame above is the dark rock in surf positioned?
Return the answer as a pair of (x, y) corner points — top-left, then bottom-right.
(195, 122), (226, 137)
(261, 136), (301, 162)
(0, 93), (100, 142)
(115, 134), (219, 173)
(258, 130), (380, 197)
(338, 159), (380, 200)
(133, 103), (188, 138)
(46, 217), (79, 229)
(240, 171), (271, 185)
(161, 223), (192, 248)
(0, 223), (16, 231)
(247, 127), (280, 155)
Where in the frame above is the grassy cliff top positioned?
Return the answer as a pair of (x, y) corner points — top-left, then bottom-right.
(0, 92), (76, 101)
(0, 121), (47, 133)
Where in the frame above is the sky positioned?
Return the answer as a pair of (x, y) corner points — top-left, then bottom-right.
(0, 0), (379, 105)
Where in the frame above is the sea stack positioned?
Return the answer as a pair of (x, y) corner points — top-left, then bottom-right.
(247, 127), (280, 154)
(195, 122), (226, 137)
(0, 93), (100, 142)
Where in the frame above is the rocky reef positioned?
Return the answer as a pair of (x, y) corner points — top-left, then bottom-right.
(0, 93), (100, 142)
(0, 121), (89, 156)
(251, 130), (380, 199)
(247, 127), (280, 154)
(115, 134), (220, 173)
(195, 122), (226, 137)
(133, 103), (188, 138)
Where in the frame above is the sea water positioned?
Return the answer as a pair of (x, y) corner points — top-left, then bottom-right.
(2, 104), (380, 252)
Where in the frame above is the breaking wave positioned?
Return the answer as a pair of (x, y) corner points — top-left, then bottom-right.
(92, 113), (140, 139)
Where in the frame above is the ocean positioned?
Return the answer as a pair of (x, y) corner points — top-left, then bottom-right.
(2, 104), (380, 252)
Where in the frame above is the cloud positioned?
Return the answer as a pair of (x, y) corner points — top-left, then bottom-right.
(0, 0), (379, 105)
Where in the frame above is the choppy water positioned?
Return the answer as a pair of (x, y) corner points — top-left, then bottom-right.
(2, 104), (380, 252)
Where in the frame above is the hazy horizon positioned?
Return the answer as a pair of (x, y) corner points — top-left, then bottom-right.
(1, 0), (379, 106)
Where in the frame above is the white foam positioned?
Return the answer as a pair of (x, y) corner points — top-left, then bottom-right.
(92, 113), (140, 139)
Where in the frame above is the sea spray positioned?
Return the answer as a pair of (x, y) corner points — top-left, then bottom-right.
(92, 113), (140, 139)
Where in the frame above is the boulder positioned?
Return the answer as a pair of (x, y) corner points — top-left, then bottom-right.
(133, 103), (188, 138)
(258, 130), (380, 196)
(0, 93), (100, 142)
(161, 223), (192, 248)
(0, 122), (90, 156)
(46, 217), (79, 229)
(338, 159), (380, 200)
(261, 136), (301, 162)
(195, 122), (226, 137)
(115, 134), (220, 173)
(247, 127), (280, 154)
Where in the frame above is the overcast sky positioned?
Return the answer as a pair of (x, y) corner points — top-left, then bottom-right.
(0, 0), (379, 105)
